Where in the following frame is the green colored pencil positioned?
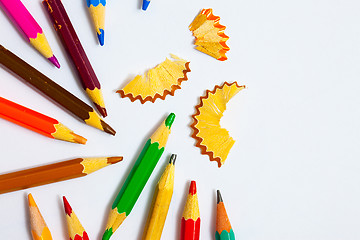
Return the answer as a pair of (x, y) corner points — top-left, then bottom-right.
(102, 113), (175, 240)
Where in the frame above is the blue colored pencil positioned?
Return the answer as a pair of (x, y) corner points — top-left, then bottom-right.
(86, 0), (106, 45)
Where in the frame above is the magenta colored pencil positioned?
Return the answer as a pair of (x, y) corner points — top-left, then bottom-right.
(0, 0), (60, 68)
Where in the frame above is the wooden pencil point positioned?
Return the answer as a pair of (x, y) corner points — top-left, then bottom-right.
(107, 156), (123, 164)
(28, 193), (53, 240)
(62, 196), (73, 216)
(217, 190), (223, 204)
(70, 132), (87, 144)
(101, 120), (116, 135)
(189, 181), (197, 195)
(169, 154), (177, 164)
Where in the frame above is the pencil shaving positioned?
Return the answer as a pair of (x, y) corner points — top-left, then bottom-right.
(189, 8), (229, 61)
(191, 82), (245, 167)
(117, 54), (190, 104)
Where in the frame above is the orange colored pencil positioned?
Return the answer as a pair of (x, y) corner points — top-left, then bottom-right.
(0, 96), (86, 144)
(180, 181), (200, 240)
(63, 196), (89, 240)
(216, 190), (235, 240)
(28, 193), (53, 240)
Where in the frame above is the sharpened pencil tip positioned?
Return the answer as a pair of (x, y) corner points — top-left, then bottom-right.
(189, 181), (197, 195)
(142, 0), (150, 10)
(165, 113), (175, 128)
(107, 157), (123, 164)
(62, 196), (72, 216)
(95, 103), (107, 117)
(100, 120), (116, 135)
(28, 193), (36, 207)
(217, 190), (223, 203)
(48, 55), (60, 68)
(169, 154), (177, 164)
(97, 29), (105, 46)
(70, 132), (87, 144)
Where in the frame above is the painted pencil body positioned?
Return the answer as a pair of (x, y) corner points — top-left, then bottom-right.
(0, 45), (115, 135)
(181, 181), (200, 240)
(43, 0), (107, 117)
(0, 96), (86, 144)
(0, 157), (122, 194)
(86, 0), (106, 46)
(63, 196), (90, 240)
(216, 190), (235, 240)
(142, 154), (176, 240)
(102, 113), (176, 240)
(0, 0), (60, 67)
(28, 193), (53, 240)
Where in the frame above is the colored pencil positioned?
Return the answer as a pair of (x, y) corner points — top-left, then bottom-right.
(63, 196), (89, 240)
(0, 45), (115, 135)
(0, 0), (60, 68)
(28, 193), (53, 240)
(102, 113), (175, 240)
(216, 190), (235, 240)
(142, 154), (177, 240)
(0, 96), (86, 144)
(43, 0), (107, 117)
(180, 181), (200, 240)
(86, 0), (106, 46)
(142, 0), (151, 11)
(0, 156), (123, 194)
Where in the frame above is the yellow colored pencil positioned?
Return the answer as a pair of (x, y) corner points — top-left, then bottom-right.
(28, 193), (53, 240)
(142, 154), (177, 240)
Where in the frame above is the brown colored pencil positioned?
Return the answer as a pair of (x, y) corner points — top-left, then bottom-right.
(0, 156), (123, 194)
(0, 44), (115, 135)
(43, 0), (107, 117)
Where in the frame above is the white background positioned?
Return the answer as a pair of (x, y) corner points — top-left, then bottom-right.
(0, 0), (360, 239)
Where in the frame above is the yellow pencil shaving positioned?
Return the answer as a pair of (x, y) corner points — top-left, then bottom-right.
(189, 9), (229, 61)
(117, 54), (190, 103)
(191, 82), (245, 167)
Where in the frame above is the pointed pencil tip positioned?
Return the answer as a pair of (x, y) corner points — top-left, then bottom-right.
(62, 196), (72, 216)
(107, 156), (123, 164)
(48, 55), (60, 68)
(100, 120), (116, 135)
(189, 181), (197, 195)
(217, 190), (223, 203)
(97, 29), (105, 46)
(142, 0), (150, 10)
(169, 154), (177, 164)
(165, 113), (175, 128)
(95, 103), (107, 117)
(28, 193), (36, 207)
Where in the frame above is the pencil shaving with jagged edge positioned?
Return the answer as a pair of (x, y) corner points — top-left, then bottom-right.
(117, 54), (190, 104)
(189, 8), (229, 61)
(191, 82), (245, 167)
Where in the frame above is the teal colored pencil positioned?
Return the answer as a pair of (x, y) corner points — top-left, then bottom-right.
(86, 0), (106, 45)
(102, 113), (175, 240)
(216, 190), (235, 240)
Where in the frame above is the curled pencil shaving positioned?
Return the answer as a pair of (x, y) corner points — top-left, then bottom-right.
(117, 54), (190, 104)
(189, 8), (229, 61)
(191, 82), (245, 167)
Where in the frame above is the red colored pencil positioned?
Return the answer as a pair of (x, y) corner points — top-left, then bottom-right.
(180, 181), (200, 240)
(63, 196), (89, 240)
